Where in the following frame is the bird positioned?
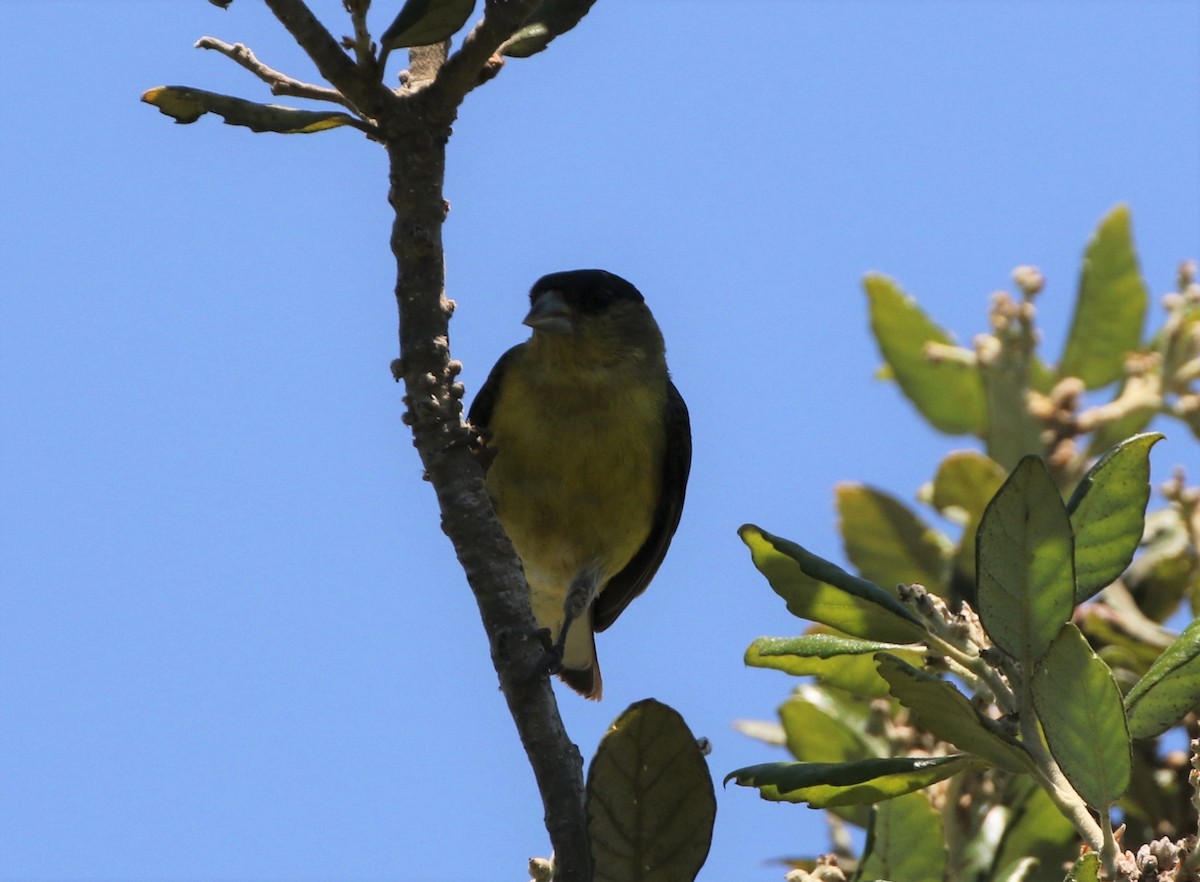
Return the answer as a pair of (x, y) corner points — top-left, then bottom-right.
(468, 269), (691, 699)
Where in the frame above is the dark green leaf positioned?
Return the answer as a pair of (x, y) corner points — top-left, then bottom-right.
(1058, 204), (1149, 389)
(141, 86), (356, 134)
(739, 525), (927, 644)
(1066, 433), (1162, 602)
(1031, 624), (1130, 808)
(588, 699), (715, 882)
(876, 653), (1032, 773)
(724, 754), (971, 808)
(1124, 616), (1200, 739)
(858, 791), (947, 882)
(500, 0), (597, 57)
(380, 0), (476, 52)
(746, 633), (925, 697)
(976, 457), (1075, 662)
(837, 483), (949, 594)
(864, 273), (987, 435)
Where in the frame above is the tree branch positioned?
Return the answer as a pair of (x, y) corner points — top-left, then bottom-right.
(423, 0), (542, 107)
(195, 37), (357, 109)
(261, 0), (391, 119)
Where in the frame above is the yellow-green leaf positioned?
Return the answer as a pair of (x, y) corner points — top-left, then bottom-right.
(745, 632), (925, 697)
(739, 525), (927, 645)
(865, 273), (987, 435)
(1031, 624), (1130, 808)
(779, 694), (870, 764)
(1058, 205), (1149, 389)
(1066, 433), (1163, 602)
(976, 457), (1075, 662)
(141, 86), (355, 134)
(724, 755), (971, 808)
(588, 699), (715, 882)
(1065, 852), (1101, 882)
(837, 483), (949, 594)
(930, 450), (1008, 594)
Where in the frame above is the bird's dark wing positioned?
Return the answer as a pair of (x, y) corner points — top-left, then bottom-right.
(467, 344), (525, 462)
(593, 380), (692, 632)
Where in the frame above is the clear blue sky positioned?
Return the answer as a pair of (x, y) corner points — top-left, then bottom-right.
(2, 2), (1198, 880)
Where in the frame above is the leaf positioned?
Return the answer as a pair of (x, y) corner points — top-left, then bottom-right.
(1064, 852), (1101, 882)
(976, 457), (1075, 662)
(739, 525), (927, 645)
(876, 653), (1032, 773)
(500, 0), (597, 58)
(724, 754), (971, 808)
(864, 273), (987, 435)
(588, 699), (715, 882)
(380, 0), (476, 52)
(858, 791), (947, 882)
(1066, 433), (1163, 602)
(1124, 616), (1200, 739)
(745, 632), (925, 698)
(141, 87), (355, 134)
(992, 778), (1079, 882)
(837, 483), (948, 594)
(1124, 508), (1198, 623)
(1031, 624), (1131, 809)
(930, 450), (1008, 591)
(779, 694), (870, 764)
(1057, 205), (1149, 389)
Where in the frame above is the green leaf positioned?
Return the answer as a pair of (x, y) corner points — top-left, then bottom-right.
(930, 450), (1008, 591)
(500, 0), (597, 57)
(858, 791), (947, 882)
(1058, 205), (1149, 389)
(992, 779), (1080, 882)
(724, 754), (971, 808)
(380, 0), (476, 52)
(745, 632), (925, 698)
(1124, 508), (1197, 623)
(1031, 624), (1131, 808)
(837, 483), (949, 594)
(141, 86), (355, 134)
(1066, 433), (1163, 602)
(739, 525), (927, 645)
(865, 273), (987, 435)
(588, 699), (715, 882)
(1124, 616), (1200, 738)
(876, 653), (1032, 774)
(1064, 852), (1101, 882)
(779, 694), (870, 764)
(976, 457), (1075, 662)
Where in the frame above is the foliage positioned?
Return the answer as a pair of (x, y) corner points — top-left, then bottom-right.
(734, 208), (1200, 882)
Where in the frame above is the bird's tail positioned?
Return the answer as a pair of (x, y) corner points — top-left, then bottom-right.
(558, 611), (602, 700)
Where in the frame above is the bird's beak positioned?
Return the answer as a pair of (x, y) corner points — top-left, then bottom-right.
(523, 289), (575, 334)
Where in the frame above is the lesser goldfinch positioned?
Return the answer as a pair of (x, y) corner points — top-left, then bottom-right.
(469, 269), (691, 699)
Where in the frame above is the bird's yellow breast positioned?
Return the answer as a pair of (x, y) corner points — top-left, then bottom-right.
(484, 349), (668, 594)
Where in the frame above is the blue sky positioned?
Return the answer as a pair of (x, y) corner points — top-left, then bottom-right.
(2, 2), (1198, 880)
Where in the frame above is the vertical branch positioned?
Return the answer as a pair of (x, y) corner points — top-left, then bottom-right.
(384, 118), (592, 880)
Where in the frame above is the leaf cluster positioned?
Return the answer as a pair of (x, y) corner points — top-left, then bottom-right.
(734, 210), (1200, 882)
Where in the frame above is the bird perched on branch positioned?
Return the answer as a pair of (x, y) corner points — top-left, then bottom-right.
(469, 269), (691, 699)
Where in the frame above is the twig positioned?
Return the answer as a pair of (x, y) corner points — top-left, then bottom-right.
(262, 0), (392, 121)
(195, 37), (357, 110)
(424, 0), (542, 107)
(342, 0), (376, 70)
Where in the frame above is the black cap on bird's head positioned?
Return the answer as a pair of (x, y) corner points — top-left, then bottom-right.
(524, 269), (646, 333)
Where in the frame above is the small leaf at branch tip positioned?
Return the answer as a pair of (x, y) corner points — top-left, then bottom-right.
(208, 0), (232, 7)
